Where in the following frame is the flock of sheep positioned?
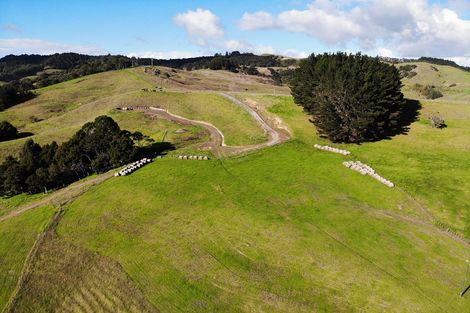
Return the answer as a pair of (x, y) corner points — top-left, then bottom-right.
(178, 155), (210, 160)
(114, 158), (152, 176)
(343, 160), (395, 188)
(314, 144), (351, 155)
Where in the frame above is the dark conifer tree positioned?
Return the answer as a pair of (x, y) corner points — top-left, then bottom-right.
(0, 121), (19, 141)
(290, 53), (406, 143)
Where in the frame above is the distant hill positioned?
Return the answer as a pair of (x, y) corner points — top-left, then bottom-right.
(0, 52), (293, 111)
(0, 51), (290, 85)
(0, 53), (135, 84)
(380, 56), (470, 72)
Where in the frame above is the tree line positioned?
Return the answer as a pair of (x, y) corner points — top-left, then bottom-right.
(148, 51), (290, 70)
(0, 81), (35, 111)
(0, 52), (299, 111)
(0, 116), (148, 196)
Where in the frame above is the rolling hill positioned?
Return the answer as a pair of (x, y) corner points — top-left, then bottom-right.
(0, 62), (469, 312)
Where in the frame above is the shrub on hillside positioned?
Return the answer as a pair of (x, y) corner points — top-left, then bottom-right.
(398, 64), (417, 78)
(0, 121), (19, 141)
(429, 114), (446, 128)
(290, 53), (406, 143)
(423, 85), (443, 99)
(240, 65), (260, 76)
(412, 84), (443, 99)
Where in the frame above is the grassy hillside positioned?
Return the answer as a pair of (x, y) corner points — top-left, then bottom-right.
(236, 94), (470, 238)
(0, 67), (270, 160)
(1, 63), (469, 312)
(132, 66), (290, 94)
(54, 141), (468, 312)
(398, 62), (470, 102)
(0, 205), (55, 309)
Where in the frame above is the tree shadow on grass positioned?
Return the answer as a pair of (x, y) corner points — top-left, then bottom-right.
(137, 141), (175, 158)
(0, 132), (34, 142)
(370, 98), (422, 142)
(17, 132), (34, 139)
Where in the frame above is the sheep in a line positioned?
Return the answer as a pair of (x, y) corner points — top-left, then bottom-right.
(178, 155), (209, 160)
(343, 160), (394, 187)
(314, 144), (351, 155)
(114, 157), (153, 176)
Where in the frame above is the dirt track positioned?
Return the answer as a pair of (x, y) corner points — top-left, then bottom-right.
(144, 92), (290, 157)
(0, 172), (113, 223)
(1, 93), (288, 223)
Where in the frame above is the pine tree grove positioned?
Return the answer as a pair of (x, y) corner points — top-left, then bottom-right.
(290, 53), (406, 143)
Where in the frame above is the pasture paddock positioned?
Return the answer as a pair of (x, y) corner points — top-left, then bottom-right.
(1, 64), (469, 312)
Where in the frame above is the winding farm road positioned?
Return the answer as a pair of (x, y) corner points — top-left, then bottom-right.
(1, 92), (289, 223)
(144, 92), (290, 156)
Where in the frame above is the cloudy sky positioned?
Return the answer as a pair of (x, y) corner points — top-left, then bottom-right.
(1, 0), (470, 65)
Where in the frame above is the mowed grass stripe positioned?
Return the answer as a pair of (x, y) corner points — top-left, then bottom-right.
(0, 205), (55, 311)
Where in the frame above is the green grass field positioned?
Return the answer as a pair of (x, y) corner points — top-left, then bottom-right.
(0, 205), (56, 309)
(1, 64), (469, 312)
(54, 141), (468, 312)
(115, 91), (267, 145)
(0, 68), (268, 160)
(0, 193), (48, 218)
(237, 94), (470, 238)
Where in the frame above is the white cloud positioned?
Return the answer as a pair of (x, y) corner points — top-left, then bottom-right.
(221, 40), (275, 55)
(281, 49), (309, 58)
(449, 56), (470, 67)
(127, 51), (203, 59)
(223, 39), (251, 51)
(276, 5), (362, 44)
(254, 45), (276, 55)
(174, 8), (224, 46)
(369, 47), (395, 58)
(0, 38), (101, 56)
(238, 0), (470, 64)
(239, 11), (275, 30)
(173, 8), (283, 58)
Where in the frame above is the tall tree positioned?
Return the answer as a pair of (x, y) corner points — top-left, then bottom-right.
(0, 115), (141, 196)
(290, 53), (406, 143)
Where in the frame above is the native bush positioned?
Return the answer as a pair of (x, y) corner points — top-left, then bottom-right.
(412, 84), (443, 99)
(0, 116), (140, 196)
(0, 121), (19, 141)
(290, 53), (406, 143)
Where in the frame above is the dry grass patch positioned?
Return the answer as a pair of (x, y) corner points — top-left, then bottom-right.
(9, 230), (158, 313)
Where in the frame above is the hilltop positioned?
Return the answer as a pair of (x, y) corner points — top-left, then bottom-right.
(0, 59), (469, 312)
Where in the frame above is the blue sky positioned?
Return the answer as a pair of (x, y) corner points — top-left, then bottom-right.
(1, 0), (470, 65)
